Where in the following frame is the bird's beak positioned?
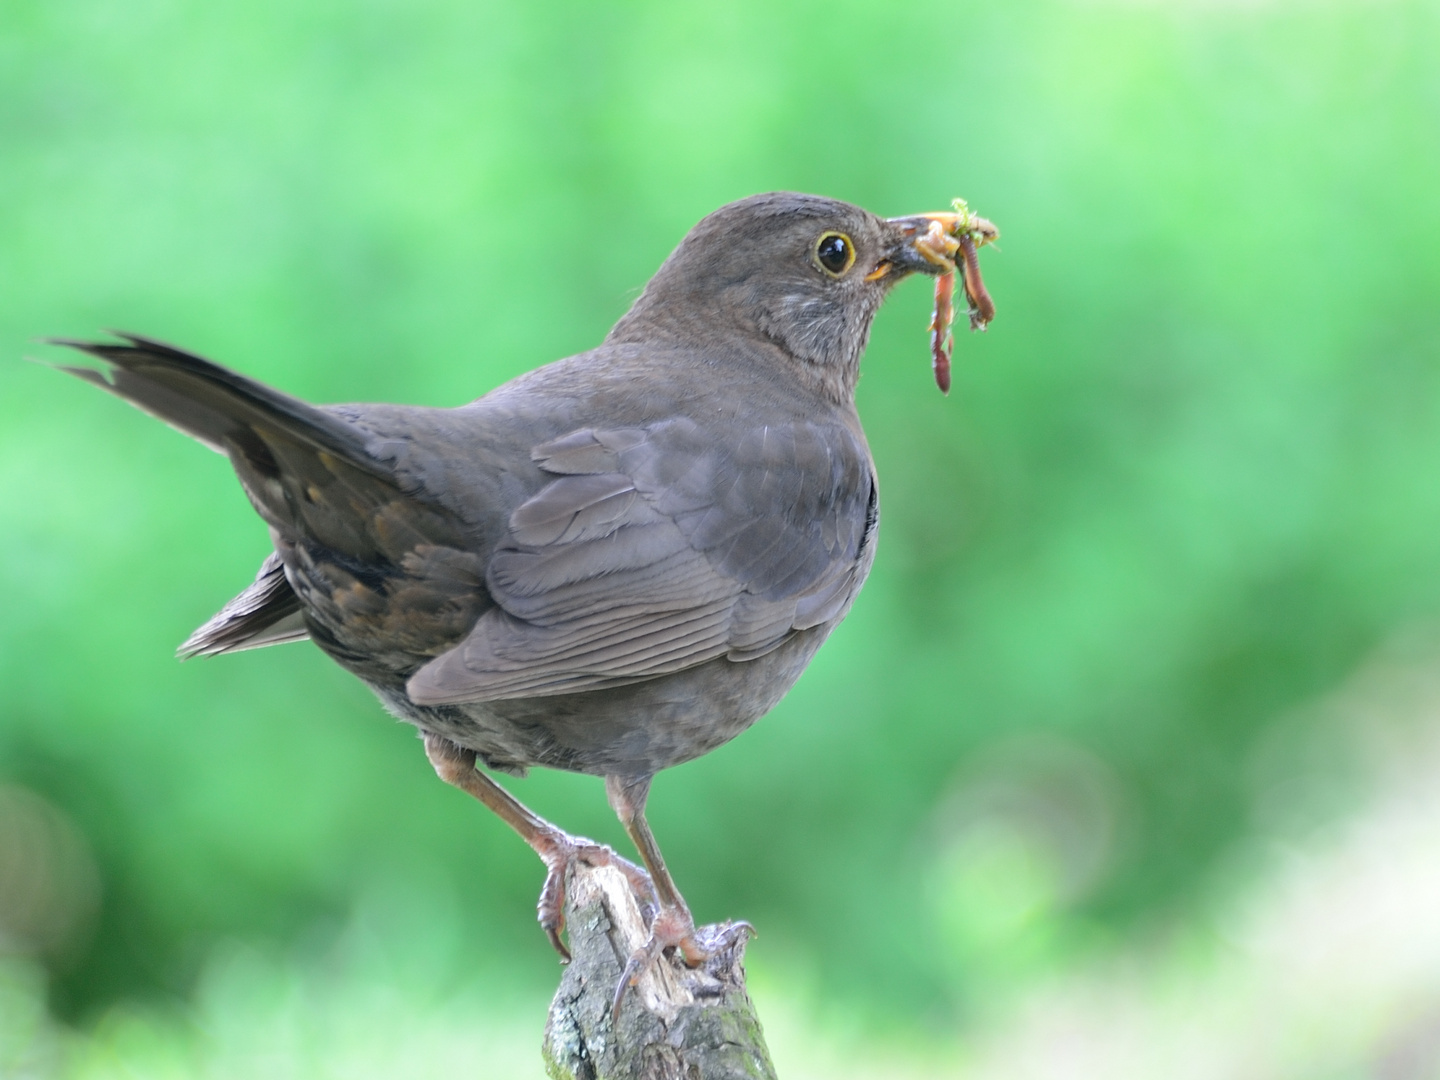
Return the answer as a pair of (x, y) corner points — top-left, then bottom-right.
(868, 209), (1000, 281)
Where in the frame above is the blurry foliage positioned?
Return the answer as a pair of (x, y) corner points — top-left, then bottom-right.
(1, 0), (1438, 1032)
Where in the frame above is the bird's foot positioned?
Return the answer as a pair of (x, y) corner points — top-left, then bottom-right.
(537, 836), (654, 962)
(419, 734), (656, 962)
(610, 902), (755, 1022)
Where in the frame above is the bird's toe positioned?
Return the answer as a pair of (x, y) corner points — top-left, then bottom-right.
(537, 837), (658, 962)
(609, 905), (755, 1022)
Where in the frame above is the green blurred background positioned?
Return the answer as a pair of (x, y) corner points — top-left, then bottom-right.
(3, 0), (1440, 1075)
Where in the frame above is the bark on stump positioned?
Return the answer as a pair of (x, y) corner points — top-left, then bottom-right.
(542, 861), (777, 1080)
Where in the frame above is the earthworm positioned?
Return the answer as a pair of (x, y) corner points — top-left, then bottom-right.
(957, 234), (995, 331)
(930, 270), (955, 394)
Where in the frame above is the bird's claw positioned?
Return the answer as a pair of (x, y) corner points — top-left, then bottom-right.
(609, 906), (755, 1022)
(538, 838), (655, 963)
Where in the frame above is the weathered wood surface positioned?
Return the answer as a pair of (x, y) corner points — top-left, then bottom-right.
(542, 861), (777, 1080)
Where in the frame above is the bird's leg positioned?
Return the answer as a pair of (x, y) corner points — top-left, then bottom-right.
(606, 774), (701, 953)
(605, 774), (753, 1020)
(423, 734), (653, 962)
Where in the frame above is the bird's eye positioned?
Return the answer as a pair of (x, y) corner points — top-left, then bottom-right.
(815, 232), (855, 277)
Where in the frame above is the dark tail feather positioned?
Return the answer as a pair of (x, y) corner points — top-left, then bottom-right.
(54, 333), (415, 561)
(179, 552), (309, 657)
(53, 333), (390, 481)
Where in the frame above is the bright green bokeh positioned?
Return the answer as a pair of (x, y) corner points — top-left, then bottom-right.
(1, 0), (1437, 1052)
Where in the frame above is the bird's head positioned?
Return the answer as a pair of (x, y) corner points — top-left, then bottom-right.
(606, 192), (996, 403)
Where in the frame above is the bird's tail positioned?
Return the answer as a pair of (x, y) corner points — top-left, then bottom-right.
(54, 333), (414, 655)
(55, 332), (389, 483)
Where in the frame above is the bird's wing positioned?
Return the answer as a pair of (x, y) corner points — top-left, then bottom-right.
(407, 416), (875, 703)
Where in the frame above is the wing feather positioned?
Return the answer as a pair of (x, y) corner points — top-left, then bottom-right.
(407, 418), (874, 705)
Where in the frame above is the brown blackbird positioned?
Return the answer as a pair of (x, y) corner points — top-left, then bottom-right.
(56, 192), (990, 1000)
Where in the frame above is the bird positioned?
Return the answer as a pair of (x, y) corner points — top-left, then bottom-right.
(54, 191), (996, 1008)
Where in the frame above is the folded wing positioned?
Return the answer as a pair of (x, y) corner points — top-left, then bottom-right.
(408, 416), (875, 704)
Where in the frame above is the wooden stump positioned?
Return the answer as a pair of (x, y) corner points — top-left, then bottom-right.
(542, 861), (777, 1080)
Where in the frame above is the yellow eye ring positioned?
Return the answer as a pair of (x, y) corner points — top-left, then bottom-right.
(814, 232), (856, 277)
